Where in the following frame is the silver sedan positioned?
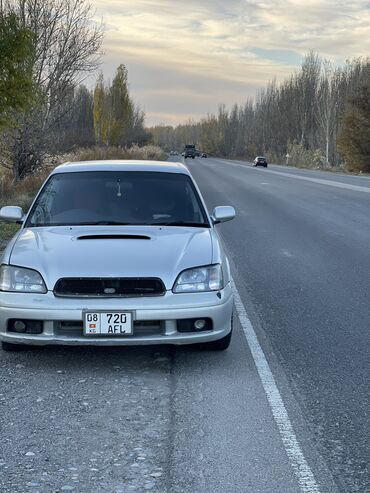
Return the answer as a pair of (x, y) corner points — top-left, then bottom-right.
(0, 160), (235, 351)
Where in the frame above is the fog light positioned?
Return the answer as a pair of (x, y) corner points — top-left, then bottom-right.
(194, 319), (206, 330)
(14, 320), (26, 333)
(177, 318), (212, 332)
(8, 319), (43, 334)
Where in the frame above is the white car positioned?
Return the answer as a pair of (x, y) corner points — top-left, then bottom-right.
(0, 160), (235, 351)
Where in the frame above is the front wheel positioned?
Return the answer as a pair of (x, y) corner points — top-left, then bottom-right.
(200, 330), (232, 351)
(1, 341), (27, 352)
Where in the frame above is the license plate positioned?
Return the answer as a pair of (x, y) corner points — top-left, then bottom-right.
(83, 311), (133, 336)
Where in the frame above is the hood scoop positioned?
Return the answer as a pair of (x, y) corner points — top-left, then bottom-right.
(77, 234), (151, 241)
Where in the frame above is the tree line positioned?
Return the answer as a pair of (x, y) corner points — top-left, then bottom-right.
(149, 53), (370, 172)
(0, 0), (148, 182)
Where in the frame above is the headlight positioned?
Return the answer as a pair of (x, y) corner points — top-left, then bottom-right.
(0, 265), (47, 293)
(173, 264), (223, 293)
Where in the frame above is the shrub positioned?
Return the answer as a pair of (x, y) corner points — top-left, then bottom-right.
(69, 145), (166, 163)
(0, 168), (50, 210)
(338, 86), (370, 173)
(287, 142), (325, 169)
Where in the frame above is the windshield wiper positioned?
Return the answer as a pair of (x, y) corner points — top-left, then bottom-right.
(30, 221), (210, 227)
(151, 221), (209, 227)
(77, 221), (134, 226)
(31, 221), (136, 227)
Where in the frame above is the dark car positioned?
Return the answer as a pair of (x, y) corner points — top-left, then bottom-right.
(253, 156), (268, 168)
(201, 153), (207, 158)
(184, 144), (196, 158)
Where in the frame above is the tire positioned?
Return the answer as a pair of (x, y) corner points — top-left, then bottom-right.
(201, 330), (232, 351)
(1, 341), (27, 352)
(264, 164), (268, 168)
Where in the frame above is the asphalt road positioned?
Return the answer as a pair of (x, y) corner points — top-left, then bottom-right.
(0, 158), (369, 492)
(185, 157), (370, 492)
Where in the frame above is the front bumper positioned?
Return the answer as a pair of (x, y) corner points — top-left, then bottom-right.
(0, 284), (233, 346)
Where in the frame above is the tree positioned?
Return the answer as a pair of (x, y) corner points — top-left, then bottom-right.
(93, 65), (146, 147)
(1, 0), (103, 180)
(338, 86), (370, 172)
(54, 84), (94, 149)
(93, 73), (105, 145)
(109, 64), (134, 145)
(149, 52), (370, 168)
(316, 62), (338, 166)
(72, 86), (95, 147)
(0, 10), (34, 129)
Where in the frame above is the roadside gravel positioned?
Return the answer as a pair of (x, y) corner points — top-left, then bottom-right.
(0, 346), (173, 493)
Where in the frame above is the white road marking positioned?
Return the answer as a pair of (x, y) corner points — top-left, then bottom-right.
(262, 168), (370, 193)
(220, 159), (370, 194)
(231, 279), (320, 493)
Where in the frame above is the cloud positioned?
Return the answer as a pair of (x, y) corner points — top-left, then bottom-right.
(92, 0), (370, 125)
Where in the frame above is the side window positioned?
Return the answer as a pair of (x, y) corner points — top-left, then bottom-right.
(29, 179), (58, 225)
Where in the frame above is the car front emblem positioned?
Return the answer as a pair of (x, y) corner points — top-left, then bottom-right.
(104, 287), (116, 294)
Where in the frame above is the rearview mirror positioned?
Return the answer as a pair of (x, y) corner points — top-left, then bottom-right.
(0, 206), (25, 223)
(212, 206), (235, 224)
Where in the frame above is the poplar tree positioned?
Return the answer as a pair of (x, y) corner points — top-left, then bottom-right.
(93, 73), (105, 145)
(109, 64), (134, 145)
(93, 64), (138, 147)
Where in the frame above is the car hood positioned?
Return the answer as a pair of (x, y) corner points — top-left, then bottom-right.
(9, 226), (214, 290)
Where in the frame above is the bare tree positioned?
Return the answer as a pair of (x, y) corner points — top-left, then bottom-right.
(1, 0), (103, 180)
(316, 61), (336, 166)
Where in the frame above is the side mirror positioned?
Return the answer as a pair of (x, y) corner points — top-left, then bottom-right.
(212, 206), (235, 224)
(0, 206), (24, 223)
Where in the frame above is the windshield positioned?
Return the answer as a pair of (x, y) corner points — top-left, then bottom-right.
(26, 171), (209, 227)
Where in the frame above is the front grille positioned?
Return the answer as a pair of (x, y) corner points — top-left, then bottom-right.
(54, 278), (166, 298)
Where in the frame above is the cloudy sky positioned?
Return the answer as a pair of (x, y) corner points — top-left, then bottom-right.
(93, 0), (370, 126)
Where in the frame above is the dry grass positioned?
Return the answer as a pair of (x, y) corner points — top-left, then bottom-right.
(0, 168), (50, 210)
(67, 144), (166, 163)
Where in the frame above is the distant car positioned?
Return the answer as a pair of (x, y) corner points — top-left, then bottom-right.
(184, 144), (196, 159)
(201, 153), (207, 158)
(253, 156), (268, 168)
(169, 151), (179, 156)
(181, 152), (185, 157)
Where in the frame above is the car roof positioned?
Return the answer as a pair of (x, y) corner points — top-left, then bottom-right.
(51, 160), (190, 175)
